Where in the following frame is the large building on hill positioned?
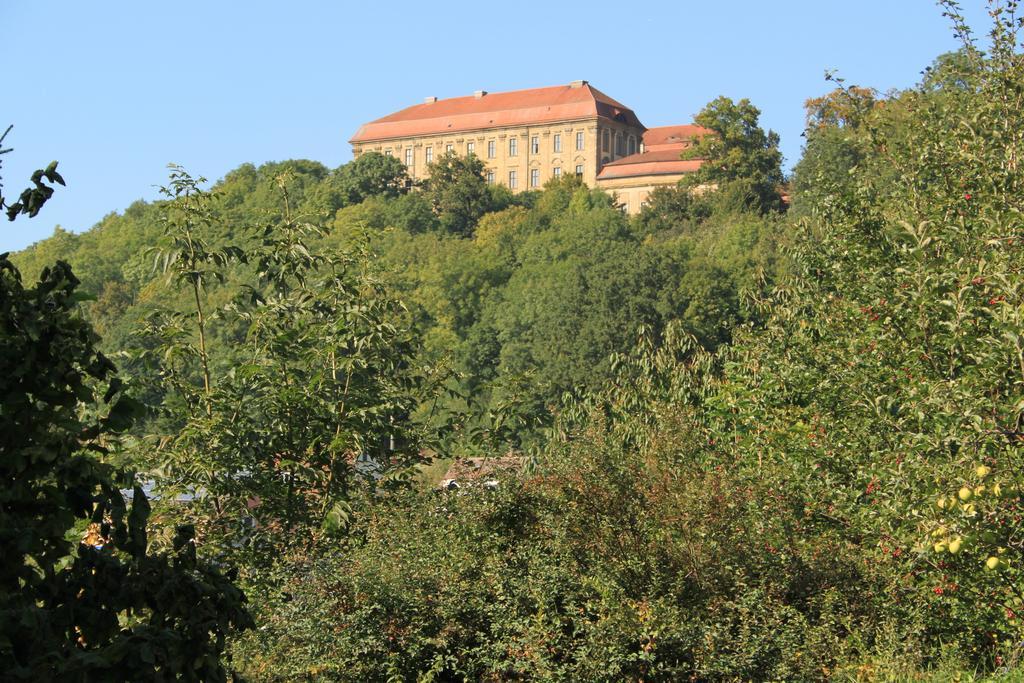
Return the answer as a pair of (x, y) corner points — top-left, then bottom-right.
(595, 124), (707, 213)
(349, 81), (709, 214)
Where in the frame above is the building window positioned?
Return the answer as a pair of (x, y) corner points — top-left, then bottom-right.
(384, 149), (392, 156)
(486, 170), (495, 184)
(487, 140), (496, 158)
(509, 138), (518, 156)
(576, 131), (584, 150)
(553, 166), (561, 178)
(405, 148), (413, 167)
(508, 170), (517, 189)
(602, 130), (609, 152)
(615, 133), (624, 156)
(530, 168), (540, 187)
(446, 144), (454, 154)
(553, 134), (562, 152)
(575, 164), (584, 177)
(466, 141), (475, 156)
(425, 147), (433, 163)
(627, 135), (636, 155)
(531, 136), (539, 154)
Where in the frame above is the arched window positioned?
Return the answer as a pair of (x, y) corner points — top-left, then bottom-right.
(627, 135), (636, 155)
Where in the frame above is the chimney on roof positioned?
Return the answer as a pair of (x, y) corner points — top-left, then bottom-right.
(474, 90), (487, 98)
(424, 96), (437, 104)
(569, 79), (587, 88)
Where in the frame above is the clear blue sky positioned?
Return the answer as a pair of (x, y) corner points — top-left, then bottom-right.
(1, 1), (992, 252)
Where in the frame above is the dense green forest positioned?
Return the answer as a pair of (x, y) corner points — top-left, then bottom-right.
(5, 5), (1024, 680)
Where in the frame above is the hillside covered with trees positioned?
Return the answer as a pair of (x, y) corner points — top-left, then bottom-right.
(4, 4), (1024, 680)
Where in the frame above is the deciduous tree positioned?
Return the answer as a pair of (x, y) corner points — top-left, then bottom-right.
(332, 151), (410, 206)
(422, 152), (496, 236)
(0, 166), (251, 677)
(683, 96), (784, 214)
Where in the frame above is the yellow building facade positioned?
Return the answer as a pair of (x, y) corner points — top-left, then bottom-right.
(594, 124), (708, 213)
(350, 81), (706, 214)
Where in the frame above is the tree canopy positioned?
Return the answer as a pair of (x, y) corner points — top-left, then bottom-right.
(11, 6), (1024, 676)
(422, 151), (499, 236)
(683, 96), (784, 214)
(0, 159), (251, 678)
(331, 150), (410, 206)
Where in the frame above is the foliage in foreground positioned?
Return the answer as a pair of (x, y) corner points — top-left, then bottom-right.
(9, 4), (1024, 679)
(0, 254), (251, 680)
(233, 5), (1024, 680)
(132, 167), (460, 565)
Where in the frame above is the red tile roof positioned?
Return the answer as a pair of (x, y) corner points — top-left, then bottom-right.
(605, 149), (697, 165)
(597, 154), (703, 180)
(642, 124), (712, 151)
(596, 124), (710, 181)
(350, 82), (645, 143)
(440, 455), (523, 488)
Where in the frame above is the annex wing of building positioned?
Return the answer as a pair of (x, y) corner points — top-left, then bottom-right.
(349, 80), (708, 214)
